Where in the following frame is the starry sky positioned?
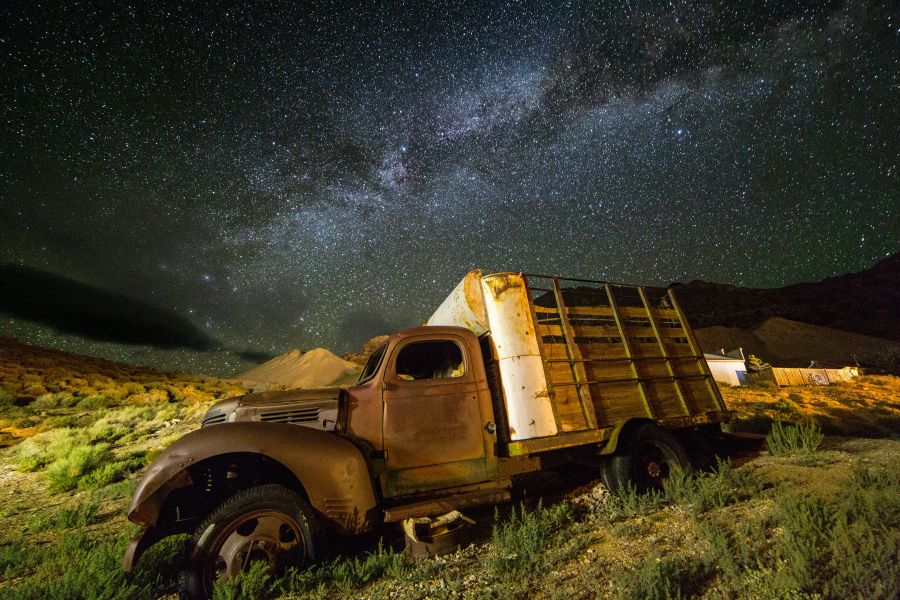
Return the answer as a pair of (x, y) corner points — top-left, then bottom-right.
(1, 1), (898, 376)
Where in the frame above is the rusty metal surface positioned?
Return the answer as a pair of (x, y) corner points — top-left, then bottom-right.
(127, 421), (377, 534)
(383, 479), (512, 522)
(201, 388), (340, 430)
(376, 326), (500, 497)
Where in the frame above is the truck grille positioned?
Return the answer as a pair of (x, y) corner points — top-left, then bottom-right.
(259, 407), (321, 424)
(202, 413), (227, 427)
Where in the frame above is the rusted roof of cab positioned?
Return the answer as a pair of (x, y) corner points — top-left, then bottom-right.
(387, 324), (476, 341)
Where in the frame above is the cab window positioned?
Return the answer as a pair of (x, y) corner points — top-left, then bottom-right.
(357, 344), (387, 384)
(395, 340), (464, 381)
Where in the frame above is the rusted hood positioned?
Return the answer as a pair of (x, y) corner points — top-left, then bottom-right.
(201, 387), (343, 429)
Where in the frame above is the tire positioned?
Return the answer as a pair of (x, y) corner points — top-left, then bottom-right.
(601, 424), (694, 492)
(181, 484), (321, 599)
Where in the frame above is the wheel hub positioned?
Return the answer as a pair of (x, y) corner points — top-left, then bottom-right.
(210, 511), (303, 584)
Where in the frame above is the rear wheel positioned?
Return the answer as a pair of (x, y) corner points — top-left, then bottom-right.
(181, 484), (320, 599)
(602, 424), (693, 492)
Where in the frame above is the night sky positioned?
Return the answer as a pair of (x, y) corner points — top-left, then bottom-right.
(1, 1), (898, 376)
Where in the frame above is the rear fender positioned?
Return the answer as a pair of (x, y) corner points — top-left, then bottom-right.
(128, 422), (378, 534)
(598, 418), (655, 455)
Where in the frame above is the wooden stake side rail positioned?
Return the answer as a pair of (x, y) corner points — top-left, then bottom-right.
(522, 274), (726, 434)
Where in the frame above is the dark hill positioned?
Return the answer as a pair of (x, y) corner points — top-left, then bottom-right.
(672, 253), (900, 342)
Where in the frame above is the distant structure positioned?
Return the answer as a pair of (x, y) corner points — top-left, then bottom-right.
(703, 348), (748, 387)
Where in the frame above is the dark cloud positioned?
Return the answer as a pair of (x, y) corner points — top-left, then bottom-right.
(0, 264), (216, 350)
(234, 349), (279, 364)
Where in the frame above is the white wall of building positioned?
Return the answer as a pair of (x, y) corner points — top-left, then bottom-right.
(706, 358), (748, 387)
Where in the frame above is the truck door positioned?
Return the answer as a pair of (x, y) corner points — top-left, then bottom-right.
(380, 335), (495, 497)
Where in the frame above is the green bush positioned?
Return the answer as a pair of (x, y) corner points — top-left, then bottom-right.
(15, 428), (86, 472)
(76, 395), (111, 410)
(0, 532), (146, 599)
(32, 392), (78, 410)
(27, 501), (99, 532)
(698, 467), (900, 598)
(610, 555), (709, 600)
(600, 482), (665, 521)
(44, 443), (114, 493)
(0, 388), (15, 406)
(664, 458), (760, 514)
(212, 560), (275, 600)
(77, 455), (144, 490)
(767, 421), (824, 456)
(488, 501), (574, 576)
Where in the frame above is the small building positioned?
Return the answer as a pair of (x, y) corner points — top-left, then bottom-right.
(704, 348), (748, 387)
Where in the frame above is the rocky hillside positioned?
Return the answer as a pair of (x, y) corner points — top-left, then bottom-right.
(694, 317), (900, 367)
(672, 252), (900, 342)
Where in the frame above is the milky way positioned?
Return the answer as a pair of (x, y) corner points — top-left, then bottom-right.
(1, 1), (898, 375)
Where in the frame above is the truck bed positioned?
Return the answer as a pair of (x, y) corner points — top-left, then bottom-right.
(514, 274), (727, 442)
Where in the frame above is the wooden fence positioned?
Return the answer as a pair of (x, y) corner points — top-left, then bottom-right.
(750, 367), (859, 386)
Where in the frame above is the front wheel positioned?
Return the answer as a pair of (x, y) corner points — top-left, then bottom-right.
(602, 424), (693, 492)
(181, 484), (320, 599)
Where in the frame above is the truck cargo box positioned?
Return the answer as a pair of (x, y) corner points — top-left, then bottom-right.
(427, 270), (728, 449)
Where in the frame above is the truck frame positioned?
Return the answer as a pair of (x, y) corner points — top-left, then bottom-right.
(124, 270), (730, 598)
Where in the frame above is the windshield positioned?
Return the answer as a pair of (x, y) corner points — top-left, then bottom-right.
(357, 343), (387, 384)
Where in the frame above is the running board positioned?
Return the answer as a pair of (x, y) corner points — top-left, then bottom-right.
(383, 481), (512, 522)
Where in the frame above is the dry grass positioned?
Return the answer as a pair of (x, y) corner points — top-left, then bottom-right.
(721, 375), (900, 437)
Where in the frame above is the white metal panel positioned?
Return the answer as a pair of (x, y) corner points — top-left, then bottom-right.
(426, 269), (489, 335)
(481, 273), (558, 440)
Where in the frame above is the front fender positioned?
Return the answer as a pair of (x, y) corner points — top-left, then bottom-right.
(127, 422), (378, 534)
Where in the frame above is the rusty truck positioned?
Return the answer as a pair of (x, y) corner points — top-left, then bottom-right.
(124, 270), (731, 597)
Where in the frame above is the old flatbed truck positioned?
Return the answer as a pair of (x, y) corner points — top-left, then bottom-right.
(124, 270), (731, 597)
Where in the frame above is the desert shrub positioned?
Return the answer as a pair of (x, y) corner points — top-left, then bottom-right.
(0, 388), (15, 406)
(323, 542), (409, 592)
(488, 500), (574, 576)
(15, 428), (84, 471)
(0, 532), (146, 599)
(32, 392), (78, 410)
(76, 394), (111, 410)
(211, 560), (275, 600)
(124, 388), (169, 405)
(700, 467), (900, 599)
(94, 478), (138, 501)
(610, 555), (710, 600)
(130, 533), (189, 590)
(598, 482), (665, 521)
(122, 382), (146, 396)
(663, 458), (760, 514)
(277, 540), (410, 597)
(767, 421), (824, 456)
(77, 454), (144, 490)
(27, 501), (100, 532)
(45, 442), (114, 492)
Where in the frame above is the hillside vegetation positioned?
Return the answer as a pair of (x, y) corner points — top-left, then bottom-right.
(0, 340), (897, 599)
